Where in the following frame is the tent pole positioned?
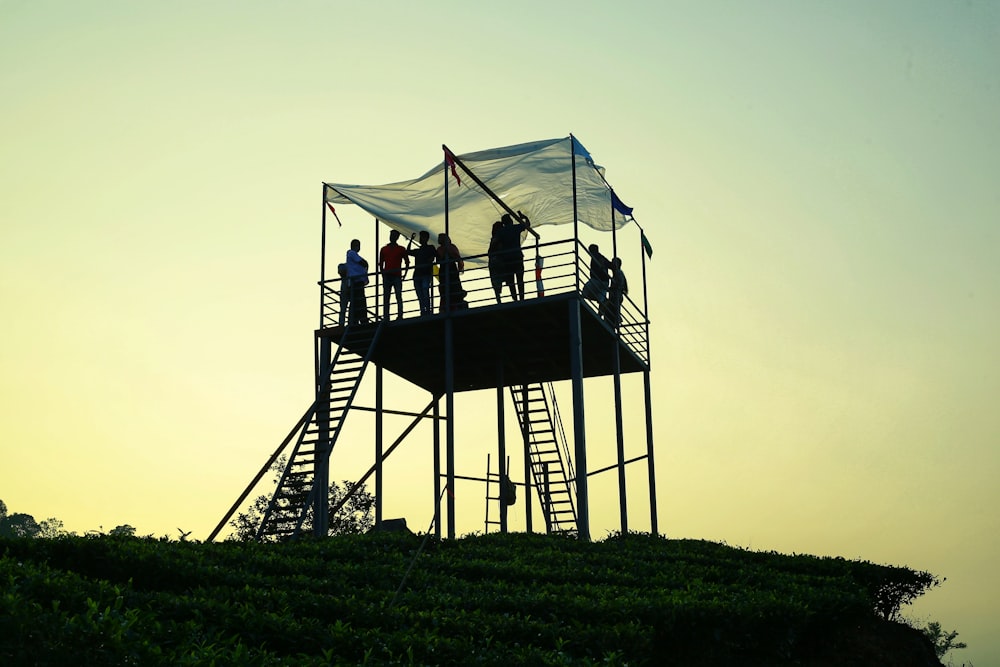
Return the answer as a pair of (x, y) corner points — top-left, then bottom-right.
(320, 184), (328, 328)
(570, 134), (580, 291)
(444, 144), (538, 239)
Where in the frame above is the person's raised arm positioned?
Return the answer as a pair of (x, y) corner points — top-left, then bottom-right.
(518, 210), (540, 239)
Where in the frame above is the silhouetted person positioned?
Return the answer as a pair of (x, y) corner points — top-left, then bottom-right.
(582, 243), (611, 305)
(436, 232), (465, 312)
(379, 229), (410, 320)
(495, 212), (532, 301)
(604, 256), (628, 326)
(345, 239), (369, 325)
(487, 219), (512, 303)
(407, 230), (436, 316)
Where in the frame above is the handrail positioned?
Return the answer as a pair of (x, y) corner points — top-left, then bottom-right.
(319, 237), (650, 365)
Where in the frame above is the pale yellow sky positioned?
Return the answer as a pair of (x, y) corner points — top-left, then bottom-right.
(2, 1), (998, 663)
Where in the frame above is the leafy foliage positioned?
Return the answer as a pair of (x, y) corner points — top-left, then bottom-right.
(0, 531), (945, 666)
(0, 512), (40, 538)
(921, 621), (967, 660)
(228, 457), (375, 541)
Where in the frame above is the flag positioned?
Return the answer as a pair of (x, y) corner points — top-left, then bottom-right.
(571, 136), (594, 166)
(641, 231), (653, 259)
(326, 203), (343, 227)
(443, 148), (461, 187)
(611, 190), (634, 220)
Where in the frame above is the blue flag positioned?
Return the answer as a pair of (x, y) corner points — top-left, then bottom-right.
(611, 190), (633, 219)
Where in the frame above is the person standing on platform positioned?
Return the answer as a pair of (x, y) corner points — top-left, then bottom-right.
(487, 219), (510, 303)
(379, 229), (410, 320)
(605, 256), (629, 326)
(495, 211), (533, 301)
(582, 243), (611, 305)
(407, 230), (437, 316)
(345, 239), (369, 325)
(436, 232), (466, 312)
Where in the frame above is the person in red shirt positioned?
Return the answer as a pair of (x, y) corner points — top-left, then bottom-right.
(379, 229), (410, 320)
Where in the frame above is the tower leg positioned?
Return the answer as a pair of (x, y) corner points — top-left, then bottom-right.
(521, 383), (532, 534)
(314, 336), (332, 537)
(569, 298), (590, 541)
(497, 363), (508, 533)
(614, 338), (628, 533)
(445, 318), (456, 540)
(376, 366), (384, 527)
(433, 395), (442, 540)
(644, 371), (658, 535)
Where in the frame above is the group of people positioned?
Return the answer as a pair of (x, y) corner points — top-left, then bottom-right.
(583, 243), (629, 326)
(339, 221), (627, 327)
(339, 229), (467, 325)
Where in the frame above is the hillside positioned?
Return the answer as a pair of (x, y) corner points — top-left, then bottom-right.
(1, 532), (942, 666)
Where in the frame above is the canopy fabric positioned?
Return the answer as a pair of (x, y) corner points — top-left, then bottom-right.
(324, 137), (633, 263)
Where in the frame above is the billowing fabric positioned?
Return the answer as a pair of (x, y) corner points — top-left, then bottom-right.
(324, 137), (633, 264)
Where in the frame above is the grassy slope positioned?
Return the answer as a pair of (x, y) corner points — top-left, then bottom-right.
(0, 532), (941, 666)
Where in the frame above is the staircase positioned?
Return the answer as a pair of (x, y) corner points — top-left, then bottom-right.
(256, 323), (385, 540)
(509, 383), (577, 534)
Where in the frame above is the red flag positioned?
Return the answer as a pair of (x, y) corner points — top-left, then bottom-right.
(444, 149), (461, 187)
(326, 202), (343, 227)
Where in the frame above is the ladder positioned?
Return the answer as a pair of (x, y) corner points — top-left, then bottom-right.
(256, 323), (385, 540)
(509, 382), (577, 535)
(484, 454), (513, 534)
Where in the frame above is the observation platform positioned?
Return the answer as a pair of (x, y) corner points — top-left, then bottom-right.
(316, 238), (650, 395)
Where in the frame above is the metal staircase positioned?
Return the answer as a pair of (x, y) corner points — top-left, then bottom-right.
(509, 382), (577, 534)
(255, 323), (385, 540)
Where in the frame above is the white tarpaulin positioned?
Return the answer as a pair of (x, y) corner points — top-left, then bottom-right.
(324, 137), (634, 262)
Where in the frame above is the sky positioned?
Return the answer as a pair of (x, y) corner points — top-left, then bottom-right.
(2, 0), (998, 662)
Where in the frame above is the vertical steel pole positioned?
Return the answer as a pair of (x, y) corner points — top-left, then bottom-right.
(320, 184), (328, 329)
(639, 227), (656, 534)
(375, 220), (381, 322)
(610, 188), (618, 271)
(570, 135), (580, 293)
(613, 340), (628, 533)
(497, 363), (508, 533)
(314, 336), (332, 537)
(433, 395), (442, 540)
(445, 318), (456, 539)
(569, 298), (589, 541)
(375, 365), (384, 527)
(522, 383), (532, 534)
(644, 371), (658, 535)
(442, 149), (456, 539)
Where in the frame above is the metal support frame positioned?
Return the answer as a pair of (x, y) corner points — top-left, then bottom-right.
(215, 172), (657, 544)
(568, 297), (590, 541)
(313, 336), (332, 536)
(497, 363), (508, 532)
(613, 332), (628, 533)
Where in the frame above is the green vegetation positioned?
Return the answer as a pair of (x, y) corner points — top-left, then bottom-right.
(921, 621), (968, 663)
(227, 459), (376, 541)
(0, 531), (945, 665)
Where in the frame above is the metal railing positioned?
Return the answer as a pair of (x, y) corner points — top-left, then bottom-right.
(319, 238), (649, 366)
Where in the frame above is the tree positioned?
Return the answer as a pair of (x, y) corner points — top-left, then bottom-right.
(108, 524), (137, 537)
(921, 621), (968, 662)
(1, 512), (40, 538)
(38, 517), (71, 539)
(0, 500), (68, 538)
(228, 457), (375, 541)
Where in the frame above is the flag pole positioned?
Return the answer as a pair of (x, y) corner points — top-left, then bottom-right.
(570, 134), (580, 292)
(442, 144), (539, 239)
